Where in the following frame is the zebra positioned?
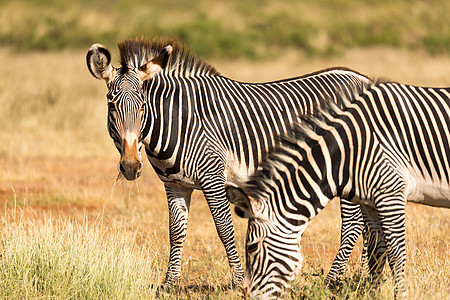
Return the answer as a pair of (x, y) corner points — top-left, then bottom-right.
(226, 82), (450, 298)
(86, 37), (374, 288)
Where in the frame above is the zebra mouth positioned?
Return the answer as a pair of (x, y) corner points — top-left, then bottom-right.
(121, 170), (142, 181)
(118, 160), (143, 181)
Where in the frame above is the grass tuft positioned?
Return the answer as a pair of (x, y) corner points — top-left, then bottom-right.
(0, 209), (162, 299)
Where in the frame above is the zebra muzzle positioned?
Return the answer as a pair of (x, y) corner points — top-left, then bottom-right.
(118, 159), (143, 181)
(119, 135), (143, 180)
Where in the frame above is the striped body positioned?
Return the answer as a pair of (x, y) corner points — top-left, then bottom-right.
(86, 38), (374, 287)
(226, 82), (449, 298)
(142, 70), (371, 188)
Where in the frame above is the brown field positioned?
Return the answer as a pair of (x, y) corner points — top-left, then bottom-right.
(0, 46), (449, 299)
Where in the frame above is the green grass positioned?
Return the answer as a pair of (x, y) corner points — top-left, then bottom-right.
(0, 0), (449, 58)
(0, 206), (379, 300)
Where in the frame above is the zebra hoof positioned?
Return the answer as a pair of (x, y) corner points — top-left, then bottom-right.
(231, 268), (244, 288)
(156, 282), (181, 298)
(325, 279), (341, 292)
(161, 275), (181, 290)
(324, 274), (343, 291)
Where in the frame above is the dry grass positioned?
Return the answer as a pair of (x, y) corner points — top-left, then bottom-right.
(0, 209), (163, 299)
(0, 46), (449, 299)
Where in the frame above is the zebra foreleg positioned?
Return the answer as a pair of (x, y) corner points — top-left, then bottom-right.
(163, 183), (193, 288)
(201, 177), (244, 288)
(326, 199), (365, 286)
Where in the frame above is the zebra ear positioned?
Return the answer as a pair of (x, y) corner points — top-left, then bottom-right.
(138, 45), (173, 81)
(86, 44), (115, 81)
(226, 183), (263, 219)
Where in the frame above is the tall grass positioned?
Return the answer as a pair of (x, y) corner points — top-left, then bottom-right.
(0, 198), (447, 298)
(0, 209), (162, 299)
(0, 47), (113, 159)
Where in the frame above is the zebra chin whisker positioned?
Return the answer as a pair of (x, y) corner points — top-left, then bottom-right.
(115, 172), (123, 182)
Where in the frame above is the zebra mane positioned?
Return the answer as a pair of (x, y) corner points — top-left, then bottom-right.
(245, 118), (331, 201)
(117, 37), (220, 77)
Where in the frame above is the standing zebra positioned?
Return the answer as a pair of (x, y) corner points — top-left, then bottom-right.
(226, 82), (450, 298)
(86, 37), (373, 288)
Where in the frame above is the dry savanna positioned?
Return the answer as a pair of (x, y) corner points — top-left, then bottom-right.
(0, 44), (449, 299)
(0, 3), (449, 297)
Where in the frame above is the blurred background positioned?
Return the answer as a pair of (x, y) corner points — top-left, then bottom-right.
(0, 1), (448, 298)
(1, 0), (449, 57)
(1, 0), (449, 159)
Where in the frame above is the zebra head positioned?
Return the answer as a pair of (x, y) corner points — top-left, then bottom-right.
(86, 43), (172, 180)
(226, 183), (304, 299)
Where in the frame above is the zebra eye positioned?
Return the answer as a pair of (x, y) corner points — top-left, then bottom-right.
(247, 242), (259, 254)
(106, 93), (114, 101)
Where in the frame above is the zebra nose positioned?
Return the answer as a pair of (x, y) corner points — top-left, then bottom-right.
(242, 276), (253, 299)
(118, 160), (143, 181)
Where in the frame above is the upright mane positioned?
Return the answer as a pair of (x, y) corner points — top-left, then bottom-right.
(117, 37), (220, 77)
(244, 120), (324, 201)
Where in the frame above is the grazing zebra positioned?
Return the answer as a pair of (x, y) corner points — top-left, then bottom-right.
(226, 82), (450, 298)
(86, 37), (374, 288)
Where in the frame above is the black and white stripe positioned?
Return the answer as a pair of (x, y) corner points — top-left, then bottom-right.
(87, 37), (375, 288)
(227, 82), (449, 298)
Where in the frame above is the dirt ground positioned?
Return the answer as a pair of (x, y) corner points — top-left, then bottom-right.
(1, 155), (447, 265)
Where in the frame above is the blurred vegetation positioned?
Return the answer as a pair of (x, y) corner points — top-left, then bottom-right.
(0, 0), (448, 59)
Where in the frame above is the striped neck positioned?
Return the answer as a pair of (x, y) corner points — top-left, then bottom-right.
(245, 112), (363, 222)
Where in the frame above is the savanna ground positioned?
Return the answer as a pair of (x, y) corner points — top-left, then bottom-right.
(1, 46), (449, 299)
(0, 0), (449, 299)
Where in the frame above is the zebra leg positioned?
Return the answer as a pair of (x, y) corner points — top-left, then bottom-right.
(326, 199), (365, 285)
(201, 176), (244, 288)
(163, 183), (193, 287)
(359, 205), (388, 282)
(374, 196), (407, 299)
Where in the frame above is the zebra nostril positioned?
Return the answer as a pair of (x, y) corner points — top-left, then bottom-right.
(136, 162), (143, 178)
(239, 286), (248, 300)
(118, 160), (142, 180)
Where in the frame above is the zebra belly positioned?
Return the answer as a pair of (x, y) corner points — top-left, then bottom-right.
(147, 156), (200, 189)
(224, 155), (253, 186)
(406, 175), (450, 208)
(157, 173), (200, 189)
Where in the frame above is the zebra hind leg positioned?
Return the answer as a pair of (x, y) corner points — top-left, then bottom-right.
(375, 199), (407, 299)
